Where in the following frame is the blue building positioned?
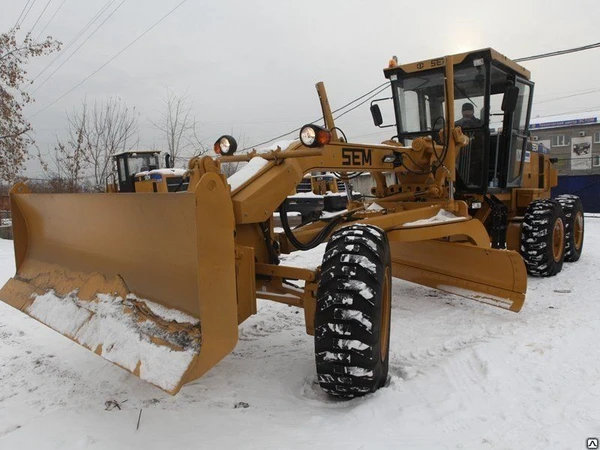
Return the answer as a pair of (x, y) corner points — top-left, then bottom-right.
(529, 111), (600, 212)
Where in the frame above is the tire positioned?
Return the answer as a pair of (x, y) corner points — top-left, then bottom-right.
(556, 194), (584, 262)
(314, 224), (391, 398)
(520, 199), (566, 277)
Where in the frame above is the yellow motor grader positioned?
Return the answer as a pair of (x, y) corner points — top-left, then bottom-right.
(0, 48), (584, 398)
(107, 150), (189, 193)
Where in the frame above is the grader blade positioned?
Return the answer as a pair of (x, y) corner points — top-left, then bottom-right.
(390, 240), (527, 312)
(0, 174), (238, 394)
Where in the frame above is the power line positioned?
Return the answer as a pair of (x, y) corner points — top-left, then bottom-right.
(32, 0), (117, 83)
(30, 0), (189, 118)
(32, 0), (127, 94)
(247, 43), (600, 149)
(535, 105), (600, 117)
(534, 88), (600, 105)
(17, 0), (38, 29)
(242, 82), (389, 150)
(35, 0), (67, 39)
(12, 0), (33, 31)
(332, 82), (388, 117)
(334, 84), (389, 121)
(28, 0), (54, 35)
(515, 42), (600, 62)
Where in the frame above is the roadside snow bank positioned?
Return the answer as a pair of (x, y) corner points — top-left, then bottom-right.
(26, 291), (201, 392)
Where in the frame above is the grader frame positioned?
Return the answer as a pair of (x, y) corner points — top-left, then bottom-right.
(1, 48), (564, 397)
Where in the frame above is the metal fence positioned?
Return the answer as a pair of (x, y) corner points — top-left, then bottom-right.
(0, 210), (10, 227)
(551, 155), (600, 176)
(0, 196), (9, 226)
(552, 174), (600, 213)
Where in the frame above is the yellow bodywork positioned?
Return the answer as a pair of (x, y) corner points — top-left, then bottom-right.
(0, 48), (546, 394)
(0, 174), (238, 394)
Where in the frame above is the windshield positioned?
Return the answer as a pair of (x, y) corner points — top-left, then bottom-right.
(453, 64), (486, 129)
(392, 61), (487, 137)
(392, 70), (445, 135)
(128, 154), (160, 175)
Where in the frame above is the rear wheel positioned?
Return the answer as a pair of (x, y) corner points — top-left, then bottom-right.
(315, 224), (391, 398)
(556, 194), (584, 262)
(520, 199), (566, 277)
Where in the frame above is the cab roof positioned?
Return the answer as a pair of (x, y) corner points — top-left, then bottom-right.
(385, 48), (530, 80)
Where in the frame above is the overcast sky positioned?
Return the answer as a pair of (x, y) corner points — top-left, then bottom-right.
(2, 0), (599, 176)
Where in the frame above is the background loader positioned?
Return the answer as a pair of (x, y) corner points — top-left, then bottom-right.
(0, 48), (584, 398)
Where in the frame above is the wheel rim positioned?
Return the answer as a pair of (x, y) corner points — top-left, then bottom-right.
(574, 211), (584, 250)
(552, 218), (565, 262)
(380, 268), (391, 362)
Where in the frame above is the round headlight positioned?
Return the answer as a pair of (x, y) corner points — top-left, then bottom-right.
(214, 135), (238, 156)
(300, 126), (316, 147)
(299, 124), (331, 148)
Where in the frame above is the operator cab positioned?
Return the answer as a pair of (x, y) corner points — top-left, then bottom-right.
(114, 150), (161, 192)
(379, 48), (533, 194)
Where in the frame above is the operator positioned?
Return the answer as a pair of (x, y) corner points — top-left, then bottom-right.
(455, 102), (484, 187)
(455, 103), (482, 128)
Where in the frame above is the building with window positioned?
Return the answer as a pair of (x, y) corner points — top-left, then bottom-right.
(530, 111), (600, 212)
(529, 111), (600, 176)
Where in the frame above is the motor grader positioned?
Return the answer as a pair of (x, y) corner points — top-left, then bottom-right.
(0, 48), (584, 398)
(107, 150), (189, 193)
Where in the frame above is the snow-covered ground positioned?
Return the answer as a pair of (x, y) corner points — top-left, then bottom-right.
(1, 221), (599, 449)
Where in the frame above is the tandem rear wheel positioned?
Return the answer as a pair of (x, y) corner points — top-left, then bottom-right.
(556, 194), (584, 262)
(520, 196), (585, 277)
(521, 199), (566, 277)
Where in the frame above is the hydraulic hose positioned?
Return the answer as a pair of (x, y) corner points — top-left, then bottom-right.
(278, 199), (345, 251)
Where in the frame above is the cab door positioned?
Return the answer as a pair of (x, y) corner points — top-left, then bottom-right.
(505, 77), (534, 188)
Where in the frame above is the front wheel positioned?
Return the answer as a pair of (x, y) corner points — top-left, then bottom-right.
(314, 224), (391, 398)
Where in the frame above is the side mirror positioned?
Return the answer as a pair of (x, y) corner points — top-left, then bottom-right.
(501, 85), (520, 113)
(370, 104), (383, 127)
(165, 154), (171, 168)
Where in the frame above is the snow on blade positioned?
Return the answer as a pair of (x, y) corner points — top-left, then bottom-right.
(27, 291), (92, 337)
(403, 209), (467, 227)
(26, 290), (202, 392)
(227, 157), (270, 191)
(127, 294), (199, 325)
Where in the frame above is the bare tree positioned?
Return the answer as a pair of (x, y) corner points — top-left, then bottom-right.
(152, 89), (207, 166)
(45, 97), (138, 191)
(85, 97), (138, 189)
(0, 27), (61, 183)
(42, 103), (89, 192)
